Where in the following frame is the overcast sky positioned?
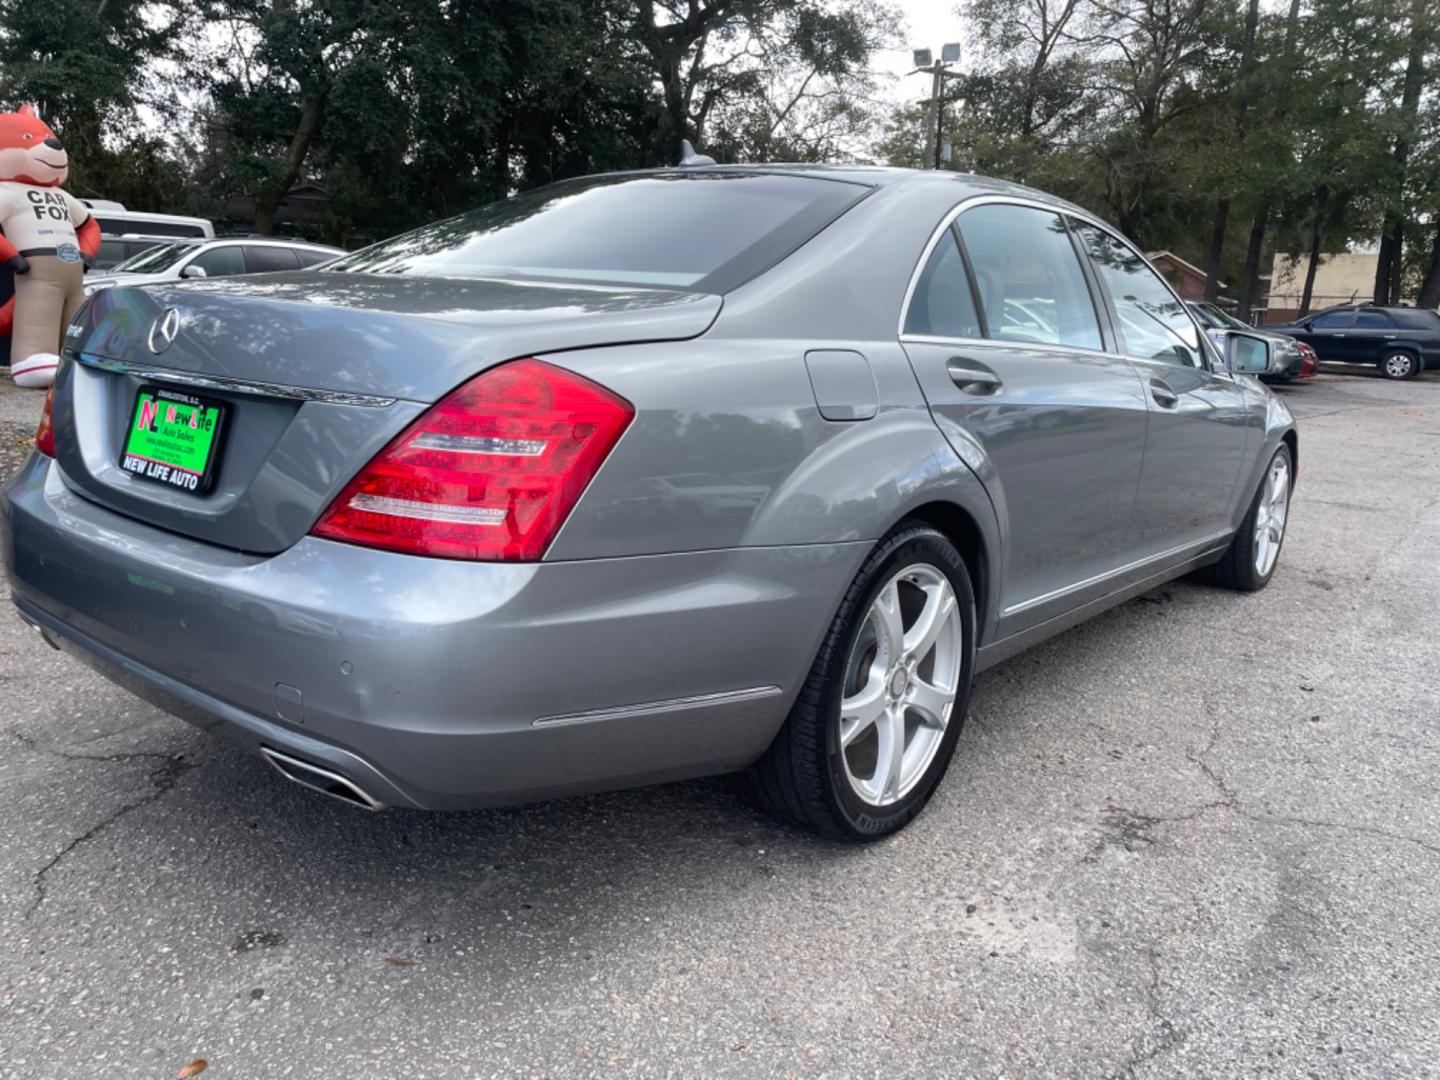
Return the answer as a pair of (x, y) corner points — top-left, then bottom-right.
(873, 0), (969, 106)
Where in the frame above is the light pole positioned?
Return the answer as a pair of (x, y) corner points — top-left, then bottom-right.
(911, 43), (961, 170)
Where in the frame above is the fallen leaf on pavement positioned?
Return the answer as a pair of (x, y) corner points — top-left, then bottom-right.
(177, 1060), (208, 1079)
(385, 956), (413, 967)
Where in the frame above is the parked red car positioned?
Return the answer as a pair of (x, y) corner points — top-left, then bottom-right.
(1295, 341), (1318, 379)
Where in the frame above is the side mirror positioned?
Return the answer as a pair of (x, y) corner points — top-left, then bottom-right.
(180, 264), (208, 279)
(1226, 331), (1273, 375)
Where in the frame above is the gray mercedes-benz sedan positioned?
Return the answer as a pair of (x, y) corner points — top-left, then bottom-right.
(2, 165), (1296, 840)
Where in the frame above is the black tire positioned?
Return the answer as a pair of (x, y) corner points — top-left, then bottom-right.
(1212, 444), (1292, 592)
(1379, 349), (1421, 380)
(746, 522), (977, 841)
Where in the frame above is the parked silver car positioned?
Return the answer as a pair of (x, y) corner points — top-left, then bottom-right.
(3, 166), (1296, 840)
(83, 236), (344, 294)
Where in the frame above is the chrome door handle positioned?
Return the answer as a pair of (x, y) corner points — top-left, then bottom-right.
(1149, 378), (1179, 408)
(1333, 333), (1347, 338)
(947, 356), (1002, 394)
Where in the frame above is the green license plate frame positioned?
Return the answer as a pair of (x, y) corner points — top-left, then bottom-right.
(119, 385), (228, 494)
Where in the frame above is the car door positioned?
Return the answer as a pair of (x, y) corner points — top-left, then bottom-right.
(900, 201), (1152, 631)
(1071, 220), (1253, 554)
(1347, 308), (1397, 363)
(1297, 308), (1355, 359)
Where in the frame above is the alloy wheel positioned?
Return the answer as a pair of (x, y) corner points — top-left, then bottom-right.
(1384, 353), (1415, 379)
(838, 564), (962, 807)
(1253, 455), (1291, 576)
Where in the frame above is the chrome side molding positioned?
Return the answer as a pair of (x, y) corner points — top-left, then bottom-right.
(1000, 530), (1233, 618)
(534, 685), (783, 728)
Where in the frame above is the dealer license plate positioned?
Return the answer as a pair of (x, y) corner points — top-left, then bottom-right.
(119, 386), (227, 494)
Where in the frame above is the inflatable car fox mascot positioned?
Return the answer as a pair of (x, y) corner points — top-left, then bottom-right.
(0, 105), (101, 389)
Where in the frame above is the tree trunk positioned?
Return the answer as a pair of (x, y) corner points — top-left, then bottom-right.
(253, 93), (324, 235)
(1419, 224), (1440, 310)
(1237, 202), (1268, 320)
(1374, 224), (1397, 304)
(1299, 195), (1327, 317)
(1390, 221), (1404, 304)
(1204, 198), (1229, 302)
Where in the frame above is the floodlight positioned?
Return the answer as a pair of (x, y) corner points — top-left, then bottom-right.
(913, 48), (932, 68)
(941, 42), (961, 63)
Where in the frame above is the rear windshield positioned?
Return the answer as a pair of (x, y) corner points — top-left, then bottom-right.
(325, 172), (867, 292)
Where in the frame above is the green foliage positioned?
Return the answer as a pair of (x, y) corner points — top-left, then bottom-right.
(879, 0), (1440, 309)
(1, 0), (1436, 302)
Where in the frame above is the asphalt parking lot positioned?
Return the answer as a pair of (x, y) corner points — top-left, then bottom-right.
(1, 367), (1437, 1079)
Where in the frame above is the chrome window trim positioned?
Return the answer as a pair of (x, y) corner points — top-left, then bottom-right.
(72, 352), (398, 408)
(897, 192), (1214, 371)
(1000, 529), (1232, 618)
(533, 685), (783, 728)
(900, 331), (1110, 362)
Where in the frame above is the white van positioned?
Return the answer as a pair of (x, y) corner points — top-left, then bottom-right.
(81, 200), (215, 267)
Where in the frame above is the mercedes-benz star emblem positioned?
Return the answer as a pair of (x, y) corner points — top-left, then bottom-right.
(147, 308), (182, 354)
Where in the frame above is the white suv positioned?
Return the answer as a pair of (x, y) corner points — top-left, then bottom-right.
(84, 237), (344, 295)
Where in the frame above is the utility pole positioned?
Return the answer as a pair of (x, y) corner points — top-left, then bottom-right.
(911, 43), (961, 170)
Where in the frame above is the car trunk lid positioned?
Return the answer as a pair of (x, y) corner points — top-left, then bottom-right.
(53, 271), (720, 553)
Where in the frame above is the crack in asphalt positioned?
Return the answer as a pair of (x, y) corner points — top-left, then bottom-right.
(1106, 946), (1184, 1080)
(2, 726), (181, 766)
(24, 751), (194, 920)
(1096, 692), (1440, 1076)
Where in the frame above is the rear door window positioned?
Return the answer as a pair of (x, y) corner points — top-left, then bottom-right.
(243, 246), (301, 273)
(956, 205), (1102, 350)
(904, 232), (982, 339)
(1354, 310), (1394, 328)
(326, 172), (868, 293)
(1073, 222), (1202, 367)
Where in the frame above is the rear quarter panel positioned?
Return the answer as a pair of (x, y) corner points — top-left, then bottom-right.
(546, 176), (1007, 640)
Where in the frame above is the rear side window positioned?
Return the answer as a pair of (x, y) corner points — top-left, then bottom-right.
(904, 232), (982, 338)
(1355, 310), (1394, 328)
(1390, 308), (1440, 329)
(244, 246), (301, 273)
(326, 172), (867, 292)
(1073, 222), (1201, 367)
(957, 205), (1102, 350)
(1311, 310), (1353, 328)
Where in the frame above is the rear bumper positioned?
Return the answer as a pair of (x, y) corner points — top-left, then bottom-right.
(4, 454), (864, 810)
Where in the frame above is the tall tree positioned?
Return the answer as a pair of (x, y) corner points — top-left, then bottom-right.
(0, 0), (186, 198)
(1080, 0), (1218, 241)
(1202, 0), (1260, 302)
(1371, 0), (1433, 304)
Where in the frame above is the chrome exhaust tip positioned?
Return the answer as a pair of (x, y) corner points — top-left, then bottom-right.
(259, 746), (385, 811)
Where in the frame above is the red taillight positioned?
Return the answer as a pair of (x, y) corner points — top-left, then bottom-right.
(312, 358), (633, 561)
(35, 386), (56, 457)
